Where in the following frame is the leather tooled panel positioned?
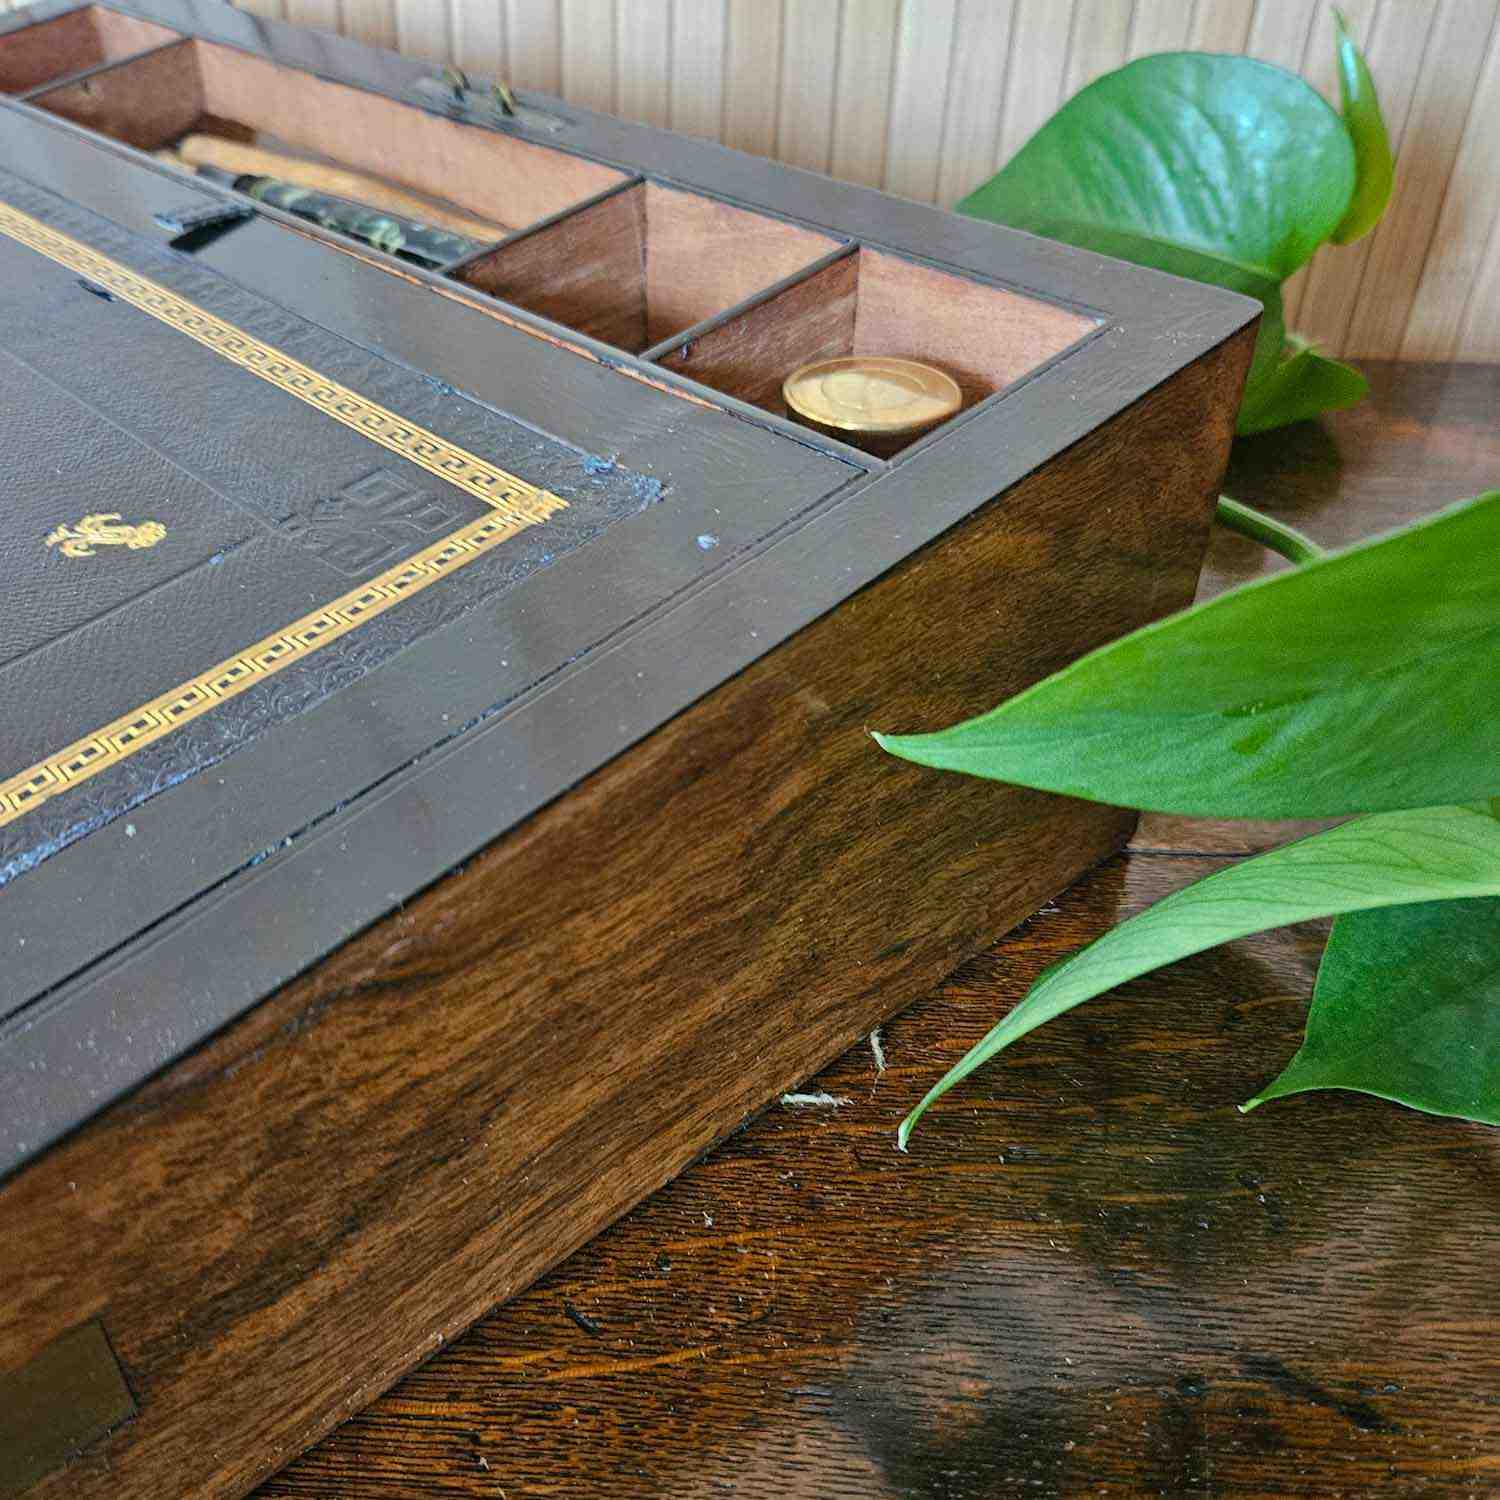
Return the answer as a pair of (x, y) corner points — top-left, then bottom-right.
(0, 172), (664, 915)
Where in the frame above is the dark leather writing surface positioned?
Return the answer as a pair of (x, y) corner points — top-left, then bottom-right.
(0, 0), (1251, 1191)
(0, 131), (857, 1175)
(0, 167), (661, 907)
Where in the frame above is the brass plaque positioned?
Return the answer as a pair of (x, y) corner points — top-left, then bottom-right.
(0, 1321), (136, 1495)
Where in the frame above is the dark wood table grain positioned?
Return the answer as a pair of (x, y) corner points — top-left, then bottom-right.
(258, 362), (1500, 1500)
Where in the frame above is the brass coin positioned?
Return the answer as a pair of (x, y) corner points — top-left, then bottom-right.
(783, 356), (962, 441)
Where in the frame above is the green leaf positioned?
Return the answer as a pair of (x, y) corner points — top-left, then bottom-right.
(1330, 7), (1394, 244)
(899, 805), (1500, 1148)
(875, 492), (1500, 819)
(959, 54), (1355, 281)
(1235, 340), (1368, 435)
(957, 50), (1373, 432)
(1244, 896), (1500, 1122)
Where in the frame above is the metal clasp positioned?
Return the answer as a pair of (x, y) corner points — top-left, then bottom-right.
(411, 69), (570, 134)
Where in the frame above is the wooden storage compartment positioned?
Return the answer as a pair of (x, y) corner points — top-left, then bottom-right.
(657, 246), (1101, 447)
(30, 35), (626, 239)
(452, 180), (842, 353)
(0, 6), (176, 94)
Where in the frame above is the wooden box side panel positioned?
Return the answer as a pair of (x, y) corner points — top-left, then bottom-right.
(0, 324), (1255, 1500)
(32, 35), (201, 147)
(641, 181), (840, 346)
(0, 7), (177, 95)
(853, 247), (1098, 407)
(659, 252), (858, 412)
(460, 184), (648, 350)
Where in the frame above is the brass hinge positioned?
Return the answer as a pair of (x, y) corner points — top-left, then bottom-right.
(411, 68), (570, 134)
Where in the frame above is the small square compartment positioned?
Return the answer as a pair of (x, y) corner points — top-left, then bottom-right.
(655, 247), (1100, 450)
(451, 181), (842, 353)
(0, 6), (177, 95)
(30, 36), (626, 242)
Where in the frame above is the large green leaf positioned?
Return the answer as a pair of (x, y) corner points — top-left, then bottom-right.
(1244, 896), (1500, 1121)
(957, 50), (1353, 408)
(899, 805), (1500, 1148)
(1331, 7), (1394, 244)
(1236, 337), (1368, 434)
(956, 45), (1382, 432)
(959, 53), (1355, 280)
(875, 492), (1500, 819)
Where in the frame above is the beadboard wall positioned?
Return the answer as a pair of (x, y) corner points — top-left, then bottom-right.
(7, 0), (1499, 359)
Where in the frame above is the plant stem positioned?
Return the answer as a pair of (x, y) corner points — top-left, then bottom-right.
(1215, 494), (1326, 565)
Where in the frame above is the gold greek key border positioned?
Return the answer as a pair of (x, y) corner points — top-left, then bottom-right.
(0, 512), (525, 827)
(0, 198), (567, 831)
(0, 201), (566, 530)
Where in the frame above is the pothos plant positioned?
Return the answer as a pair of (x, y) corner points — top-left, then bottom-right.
(881, 16), (1500, 1147)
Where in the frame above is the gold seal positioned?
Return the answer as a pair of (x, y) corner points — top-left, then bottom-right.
(783, 356), (962, 455)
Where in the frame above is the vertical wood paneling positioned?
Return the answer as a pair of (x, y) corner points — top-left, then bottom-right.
(1189, 0), (1255, 52)
(1129, 0), (1195, 59)
(997, 0), (1075, 160)
(828, 0), (900, 189)
(506, 0), (561, 91)
(1292, 0), (1432, 353)
(392, 0), (451, 61)
(933, 0), (1016, 203)
(884, 0), (958, 202)
(616, 0), (670, 126)
(1243, 0), (1320, 69)
(1455, 190), (1500, 361)
(1064, 0), (1132, 97)
(720, 0), (782, 157)
(1342, 0), (1499, 357)
(450, 0), (503, 74)
(559, 0), (615, 110)
(0, 0), (1490, 358)
(284, 0), (337, 31)
(1401, 9), (1500, 357)
(341, 0), (397, 50)
(775, 0), (840, 172)
(670, 0), (726, 139)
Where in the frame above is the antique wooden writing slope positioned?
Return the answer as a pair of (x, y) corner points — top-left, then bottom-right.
(0, 4), (1258, 1494)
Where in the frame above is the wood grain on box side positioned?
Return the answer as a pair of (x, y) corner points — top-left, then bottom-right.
(659, 251), (858, 413)
(32, 35), (199, 146)
(263, 363), (1500, 1500)
(460, 182), (647, 348)
(0, 322), (1254, 1500)
(0, 6), (175, 94)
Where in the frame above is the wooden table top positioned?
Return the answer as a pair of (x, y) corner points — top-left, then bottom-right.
(258, 361), (1500, 1500)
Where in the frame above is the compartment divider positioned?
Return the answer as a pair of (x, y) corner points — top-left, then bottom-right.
(450, 177), (843, 355)
(14, 37), (183, 103)
(435, 172), (644, 278)
(27, 31), (628, 232)
(649, 240), (1101, 453)
(640, 241), (859, 363)
(28, 35), (202, 148)
(7, 12), (1100, 467)
(0, 4), (180, 97)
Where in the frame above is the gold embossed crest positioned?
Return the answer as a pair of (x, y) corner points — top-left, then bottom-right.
(0, 197), (566, 830)
(45, 513), (167, 558)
